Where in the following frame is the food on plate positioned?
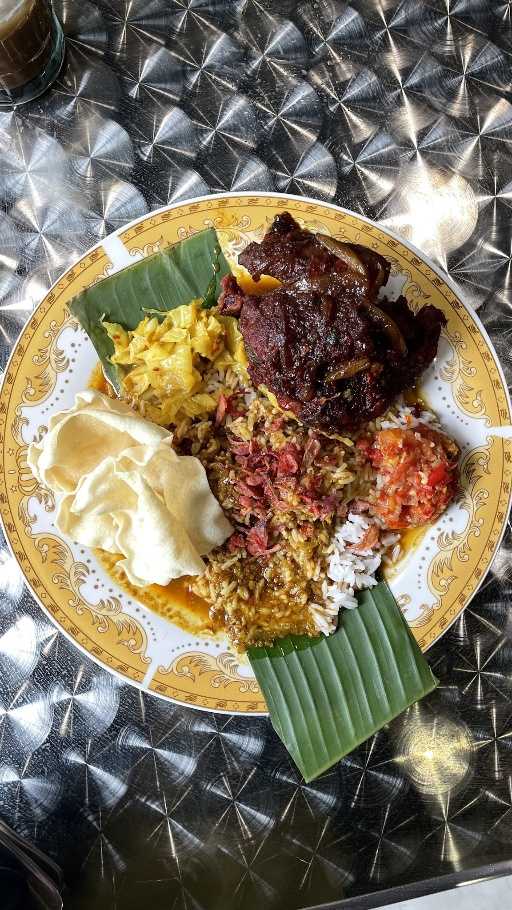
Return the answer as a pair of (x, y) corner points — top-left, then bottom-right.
(219, 212), (446, 431)
(238, 211), (391, 292)
(361, 425), (459, 529)
(99, 298), (456, 647)
(71, 214), (459, 650)
(102, 299), (247, 427)
(69, 227), (231, 393)
(33, 213), (461, 778)
(27, 390), (232, 587)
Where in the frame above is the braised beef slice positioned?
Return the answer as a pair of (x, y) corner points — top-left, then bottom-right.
(220, 212), (446, 432)
(238, 210), (390, 295)
(217, 274), (245, 316)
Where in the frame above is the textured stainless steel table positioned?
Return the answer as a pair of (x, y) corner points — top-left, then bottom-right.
(1, 2), (512, 908)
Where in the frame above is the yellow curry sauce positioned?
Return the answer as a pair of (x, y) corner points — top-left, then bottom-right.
(383, 525), (427, 580)
(93, 549), (215, 635)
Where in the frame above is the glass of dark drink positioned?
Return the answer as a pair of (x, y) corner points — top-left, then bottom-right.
(0, 0), (64, 106)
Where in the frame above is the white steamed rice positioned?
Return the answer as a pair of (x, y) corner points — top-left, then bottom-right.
(310, 513), (400, 634)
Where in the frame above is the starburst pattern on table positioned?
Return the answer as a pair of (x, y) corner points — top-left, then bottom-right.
(240, 10), (307, 84)
(201, 146), (274, 192)
(42, 44), (121, 122)
(474, 708), (512, 783)
(0, 120), (68, 203)
(69, 112), (134, 180)
(451, 634), (512, 706)
(115, 32), (184, 105)
(135, 104), (198, 166)
(0, 544), (25, 603)
(183, 712), (267, 770)
(10, 198), (89, 266)
(0, 754), (62, 822)
(284, 816), (354, 900)
(270, 758), (341, 824)
(202, 767), (275, 842)
(485, 777), (512, 845)
(218, 835), (283, 907)
(51, 668), (120, 739)
(83, 178), (148, 238)
(170, 17), (245, 95)
(188, 86), (259, 155)
(106, 0), (171, 55)
(297, 0), (369, 63)
(142, 786), (202, 855)
(53, 0), (109, 56)
(0, 615), (39, 685)
(150, 165), (210, 206)
(266, 138), (337, 200)
(421, 789), (487, 866)
(0, 681), (54, 755)
(340, 731), (408, 809)
(63, 739), (128, 809)
(355, 806), (422, 883)
(117, 717), (198, 785)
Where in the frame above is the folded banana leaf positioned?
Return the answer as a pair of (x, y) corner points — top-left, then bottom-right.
(248, 582), (438, 782)
(69, 229), (231, 391)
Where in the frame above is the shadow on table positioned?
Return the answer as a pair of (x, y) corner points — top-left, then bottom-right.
(0, 819), (62, 910)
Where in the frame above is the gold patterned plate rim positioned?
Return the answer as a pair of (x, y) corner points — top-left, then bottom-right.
(1, 191), (511, 715)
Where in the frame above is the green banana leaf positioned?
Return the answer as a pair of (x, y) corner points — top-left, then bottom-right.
(248, 582), (438, 782)
(69, 229), (231, 391)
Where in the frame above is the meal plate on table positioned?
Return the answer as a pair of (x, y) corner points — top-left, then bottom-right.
(1, 192), (511, 715)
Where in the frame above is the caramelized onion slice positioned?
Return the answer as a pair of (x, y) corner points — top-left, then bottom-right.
(326, 357), (371, 382)
(316, 234), (368, 277)
(352, 244), (389, 292)
(365, 303), (407, 355)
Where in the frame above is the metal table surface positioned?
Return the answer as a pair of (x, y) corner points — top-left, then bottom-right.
(1, 1), (512, 908)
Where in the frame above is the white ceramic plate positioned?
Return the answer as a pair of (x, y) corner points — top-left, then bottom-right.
(1, 192), (511, 714)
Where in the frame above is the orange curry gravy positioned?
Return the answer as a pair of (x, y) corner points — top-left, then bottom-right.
(93, 549), (216, 635)
(88, 283), (430, 634)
